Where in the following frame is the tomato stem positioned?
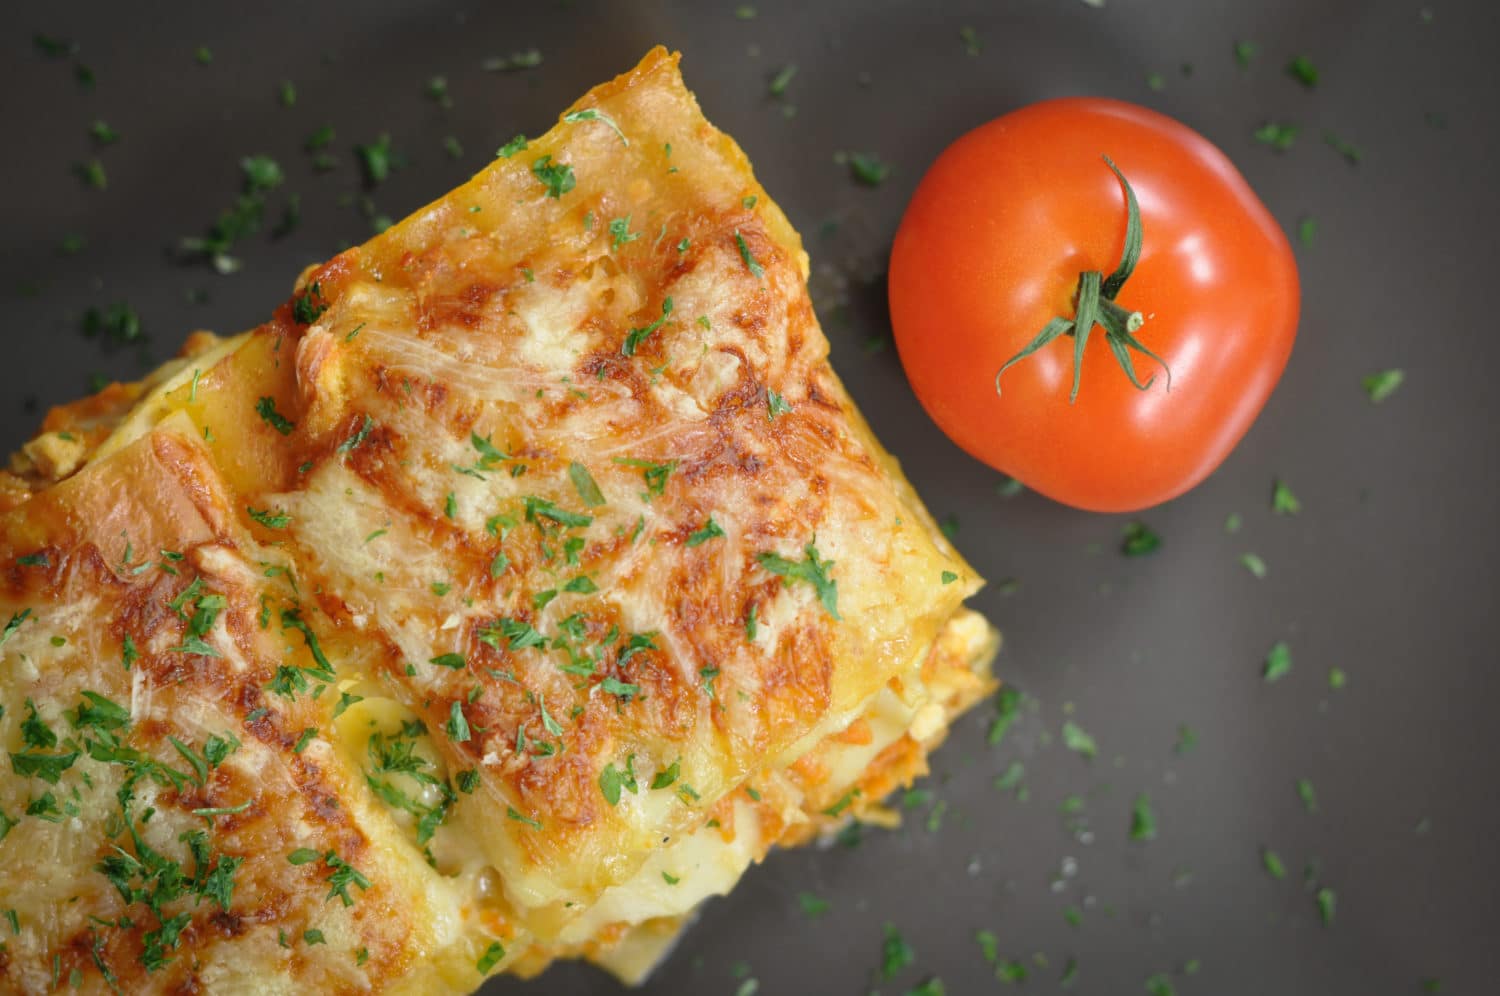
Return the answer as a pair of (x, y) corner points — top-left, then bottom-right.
(994, 156), (1171, 404)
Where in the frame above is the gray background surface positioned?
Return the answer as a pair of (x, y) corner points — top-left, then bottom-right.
(3, 1), (1497, 993)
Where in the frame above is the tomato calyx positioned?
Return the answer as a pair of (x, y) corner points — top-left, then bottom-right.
(995, 155), (1172, 404)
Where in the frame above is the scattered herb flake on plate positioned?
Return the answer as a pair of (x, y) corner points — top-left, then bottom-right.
(1363, 369), (1404, 403)
(1061, 720), (1097, 759)
(1130, 793), (1157, 840)
(848, 152), (890, 186)
(1263, 641), (1293, 682)
(1254, 122), (1298, 151)
(1285, 55), (1318, 87)
(1121, 521), (1161, 556)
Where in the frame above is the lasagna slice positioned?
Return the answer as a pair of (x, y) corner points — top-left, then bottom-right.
(0, 47), (998, 993)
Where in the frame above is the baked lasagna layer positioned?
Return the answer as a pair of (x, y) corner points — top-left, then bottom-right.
(0, 47), (996, 993)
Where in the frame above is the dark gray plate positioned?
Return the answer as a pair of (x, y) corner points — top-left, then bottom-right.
(3, 1), (1497, 993)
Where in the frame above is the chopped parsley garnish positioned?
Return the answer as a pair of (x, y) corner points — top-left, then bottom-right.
(81, 303), (143, 344)
(1241, 552), (1268, 579)
(848, 153), (890, 186)
(1174, 723), (1198, 755)
(292, 282), (328, 324)
(1299, 216), (1318, 246)
(1315, 886), (1336, 925)
(1254, 122), (1299, 151)
(336, 414), (374, 454)
(1362, 369), (1404, 403)
(305, 125), (334, 152)
(1263, 641), (1293, 682)
(34, 34), (77, 57)
(530, 155), (576, 198)
(479, 617), (546, 652)
(1272, 479), (1300, 514)
(255, 397), (295, 435)
(568, 461), (606, 507)
(562, 574), (597, 594)
(1285, 55), (1319, 87)
(1121, 521), (1161, 556)
(1130, 793), (1157, 840)
(976, 928), (999, 964)
(823, 787), (860, 818)
(1, 609), (32, 646)
(766, 389), (792, 420)
(1262, 847), (1287, 879)
(622, 296), (674, 356)
(997, 959), (1032, 983)
(987, 686), (1022, 746)
(651, 759), (680, 790)
(686, 517), (725, 547)
(613, 457), (676, 498)
(76, 158), (107, 189)
(1145, 974), (1176, 996)
(10, 749), (80, 783)
(21, 699), (55, 748)
(505, 806), (542, 830)
(993, 761), (1025, 795)
(445, 702), (471, 743)
(247, 506), (291, 528)
(168, 635), (221, 658)
(756, 543), (839, 619)
(476, 941), (506, 974)
(356, 133), (395, 186)
(601, 676), (641, 702)
(734, 230), (765, 278)
(89, 119), (119, 145)
(1296, 777), (1318, 813)
(563, 107), (628, 145)
(768, 64), (797, 97)
(1234, 39), (1258, 67)
(523, 496), (592, 529)
(1061, 720), (1097, 759)
(941, 570), (958, 585)
(1324, 131), (1363, 165)
(599, 757), (639, 806)
(496, 134), (528, 158)
(318, 852), (371, 907)
(880, 923), (915, 980)
(1329, 667), (1347, 690)
(612, 631), (657, 667)
(429, 653), (466, 670)
(699, 665), (721, 701)
(797, 892), (830, 918)
(608, 215), (640, 251)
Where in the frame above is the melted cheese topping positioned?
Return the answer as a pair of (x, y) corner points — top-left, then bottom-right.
(0, 48), (996, 994)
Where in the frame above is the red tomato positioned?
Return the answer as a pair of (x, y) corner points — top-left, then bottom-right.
(888, 97), (1299, 513)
